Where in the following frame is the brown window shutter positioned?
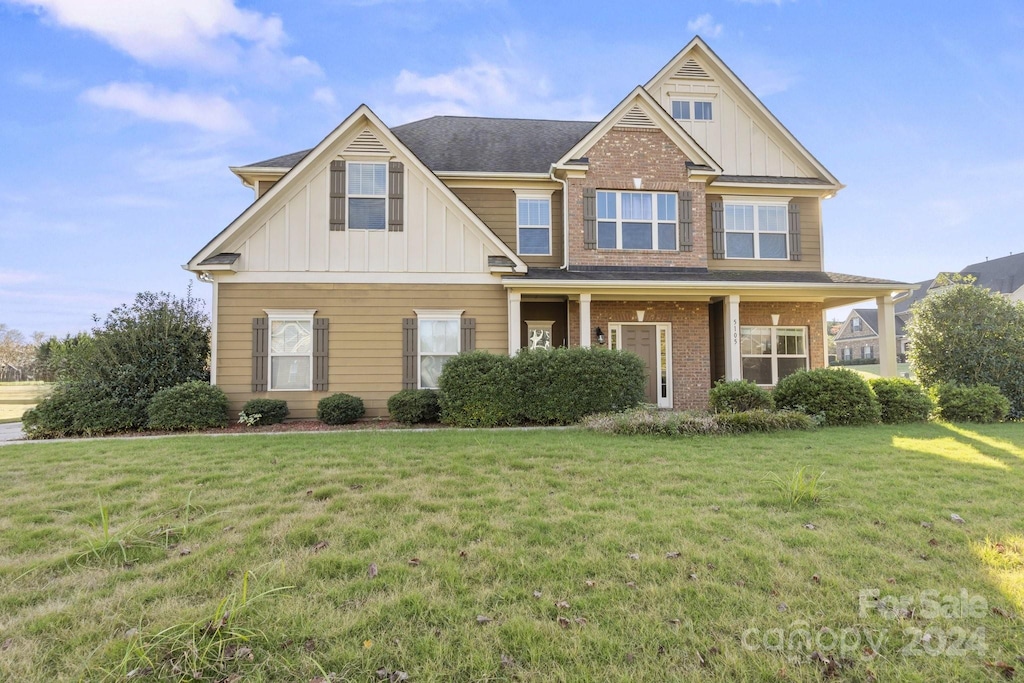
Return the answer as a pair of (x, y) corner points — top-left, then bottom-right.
(402, 318), (417, 390)
(252, 317), (268, 392)
(788, 201), (802, 261)
(388, 161), (404, 232)
(711, 200), (725, 259)
(312, 318), (329, 391)
(582, 187), (597, 249)
(461, 317), (476, 351)
(678, 190), (693, 252)
(329, 160), (346, 231)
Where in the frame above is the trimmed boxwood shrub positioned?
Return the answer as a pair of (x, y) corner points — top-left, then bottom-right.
(869, 377), (933, 424)
(709, 379), (774, 413)
(147, 381), (229, 431)
(387, 389), (440, 424)
(22, 380), (136, 439)
(513, 347), (646, 424)
(317, 392), (365, 425)
(933, 383), (1009, 423)
(438, 351), (518, 427)
(239, 398), (289, 426)
(773, 368), (881, 426)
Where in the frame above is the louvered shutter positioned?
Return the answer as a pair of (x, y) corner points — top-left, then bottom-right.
(402, 318), (417, 390)
(388, 161), (404, 232)
(312, 318), (329, 391)
(461, 317), (476, 351)
(788, 201), (802, 261)
(678, 190), (693, 252)
(251, 317), (268, 392)
(583, 187), (597, 249)
(711, 201), (725, 259)
(329, 160), (346, 231)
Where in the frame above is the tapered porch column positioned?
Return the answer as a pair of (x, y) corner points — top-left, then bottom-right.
(508, 290), (521, 356)
(723, 294), (742, 380)
(579, 293), (592, 348)
(876, 294), (897, 376)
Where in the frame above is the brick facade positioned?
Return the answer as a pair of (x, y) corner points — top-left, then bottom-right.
(738, 301), (826, 370)
(566, 127), (708, 268)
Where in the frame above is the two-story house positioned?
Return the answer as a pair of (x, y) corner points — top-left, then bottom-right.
(187, 37), (911, 418)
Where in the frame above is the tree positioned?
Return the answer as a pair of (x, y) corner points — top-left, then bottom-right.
(906, 283), (1024, 417)
(0, 325), (45, 381)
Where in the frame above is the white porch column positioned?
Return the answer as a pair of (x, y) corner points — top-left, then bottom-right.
(723, 294), (742, 381)
(579, 293), (592, 348)
(876, 293), (897, 377)
(507, 290), (522, 356)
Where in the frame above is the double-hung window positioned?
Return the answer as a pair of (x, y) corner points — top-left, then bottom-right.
(515, 191), (552, 256)
(417, 310), (462, 389)
(347, 162), (387, 230)
(724, 199), (788, 259)
(671, 100), (713, 121)
(268, 311), (315, 390)
(740, 326), (808, 385)
(596, 190), (677, 251)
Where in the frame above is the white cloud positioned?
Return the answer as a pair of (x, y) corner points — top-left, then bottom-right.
(7, 0), (317, 76)
(0, 270), (43, 286)
(687, 14), (723, 39)
(312, 86), (338, 107)
(81, 82), (250, 134)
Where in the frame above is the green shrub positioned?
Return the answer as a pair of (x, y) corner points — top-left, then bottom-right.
(715, 409), (815, 433)
(239, 398), (289, 426)
(932, 383), (1009, 423)
(582, 407), (814, 436)
(773, 368), (881, 426)
(22, 381), (136, 439)
(513, 347), (646, 424)
(317, 393), (365, 425)
(709, 380), (774, 413)
(147, 381), (229, 431)
(869, 377), (934, 424)
(438, 352), (518, 427)
(387, 389), (440, 424)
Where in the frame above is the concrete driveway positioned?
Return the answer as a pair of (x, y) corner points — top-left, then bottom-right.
(0, 422), (24, 442)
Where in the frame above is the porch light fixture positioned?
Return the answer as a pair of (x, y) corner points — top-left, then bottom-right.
(771, 313), (781, 326)
(595, 327), (606, 345)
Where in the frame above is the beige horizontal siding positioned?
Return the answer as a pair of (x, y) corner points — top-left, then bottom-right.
(453, 188), (564, 268)
(217, 282), (508, 418)
(706, 195), (822, 271)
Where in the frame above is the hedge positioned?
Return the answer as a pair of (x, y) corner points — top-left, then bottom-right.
(932, 383), (1009, 423)
(147, 381), (229, 431)
(773, 368), (881, 426)
(709, 380), (774, 413)
(869, 377), (933, 424)
(317, 393), (365, 425)
(239, 398), (289, 426)
(387, 389), (440, 424)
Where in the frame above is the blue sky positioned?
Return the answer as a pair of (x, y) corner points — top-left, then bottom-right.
(2, 0), (1023, 336)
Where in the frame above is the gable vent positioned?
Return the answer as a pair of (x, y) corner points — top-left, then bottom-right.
(673, 58), (711, 80)
(343, 129), (390, 154)
(615, 104), (657, 129)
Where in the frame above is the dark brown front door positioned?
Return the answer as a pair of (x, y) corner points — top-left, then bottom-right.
(623, 325), (658, 404)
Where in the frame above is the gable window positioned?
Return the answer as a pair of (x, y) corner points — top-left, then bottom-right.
(268, 311), (314, 390)
(347, 162), (387, 230)
(515, 191), (552, 256)
(596, 190), (677, 251)
(852, 317), (862, 331)
(671, 100), (713, 121)
(417, 310), (462, 389)
(740, 326), (808, 385)
(724, 199), (788, 259)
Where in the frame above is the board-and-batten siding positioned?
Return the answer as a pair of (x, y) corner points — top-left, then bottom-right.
(217, 282), (508, 418)
(705, 196), (822, 271)
(451, 188), (564, 268)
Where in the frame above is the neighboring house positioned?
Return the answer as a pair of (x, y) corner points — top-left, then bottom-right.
(834, 308), (910, 363)
(186, 36), (911, 418)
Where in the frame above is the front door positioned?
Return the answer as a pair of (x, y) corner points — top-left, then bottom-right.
(622, 324), (659, 404)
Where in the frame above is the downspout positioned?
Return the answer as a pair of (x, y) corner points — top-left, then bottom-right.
(550, 164), (570, 270)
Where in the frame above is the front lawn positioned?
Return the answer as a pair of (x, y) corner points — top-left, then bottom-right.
(0, 381), (51, 423)
(1, 425), (1022, 681)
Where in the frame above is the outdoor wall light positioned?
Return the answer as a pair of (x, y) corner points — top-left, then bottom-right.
(595, 327), (606, 345)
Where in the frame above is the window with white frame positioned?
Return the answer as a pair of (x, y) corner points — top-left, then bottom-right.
(268, 311), (314, 390)
(417, 310), (462, 389)
(842, 347), (852, 361)
(347, 162), (387, 230)
(516, 192), (552, 256)
(851, 317), (861, 331)
(740, 326), (808, 385)
(863, 345), (874, 359)
(671, 100), (713, 121)
(724, 199), (789, 259)
(597, 190), (677, 251)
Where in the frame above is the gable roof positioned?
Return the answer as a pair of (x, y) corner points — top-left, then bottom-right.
(960, 252), (1024, 295)
(645, 36), (841, 189)
(835, 307), (909, 341)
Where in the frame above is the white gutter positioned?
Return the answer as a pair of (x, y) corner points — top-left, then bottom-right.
(549, 164), (570, 270)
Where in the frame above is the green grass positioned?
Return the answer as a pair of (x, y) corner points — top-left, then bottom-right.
(837, 362), (913, 379)
(1, 424), (1022, 681)
(0, 382), (52, 423)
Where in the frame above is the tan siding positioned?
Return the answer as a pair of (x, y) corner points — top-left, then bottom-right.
(217, 282), (508, 419)
(452, 188), (564, 268)
(705, 195), (822, 271)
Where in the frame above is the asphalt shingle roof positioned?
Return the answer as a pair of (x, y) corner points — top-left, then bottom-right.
(515, 267), (905, 285)
(960, 252), (1024, 295)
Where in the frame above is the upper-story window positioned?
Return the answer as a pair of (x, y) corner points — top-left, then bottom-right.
(597, 190), (677, 251)
(515, 191), (552, 256)
(724, 199), (788, 259)
(347, 162), (387, 230)
(671, 100), (713, 121)
(851, 317), (862, 331)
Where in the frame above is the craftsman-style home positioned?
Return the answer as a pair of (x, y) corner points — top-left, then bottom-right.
(187, 37), (911, 417)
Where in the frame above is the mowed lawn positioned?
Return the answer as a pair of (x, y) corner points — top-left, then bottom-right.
(0, 382), (51, 423)
(1, 425), (1023, 681)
